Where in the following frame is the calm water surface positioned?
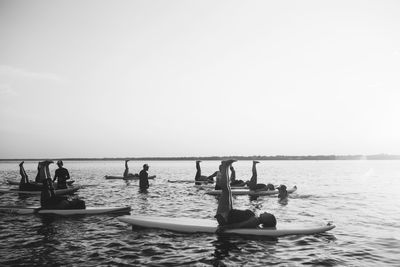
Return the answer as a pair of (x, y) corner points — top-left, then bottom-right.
(0, 160), (399, 266)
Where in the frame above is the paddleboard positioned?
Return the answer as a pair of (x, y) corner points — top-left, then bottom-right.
(118, 215), (335, 237)
(206, 186), (297, 196)
(168, 180), (214, 184)
(105, 175), (156, 180)
(6, 179), (75, 186)
(195, 184), (248, 189)
(0, 186), (81, 195)
(0, 205), (131, 215)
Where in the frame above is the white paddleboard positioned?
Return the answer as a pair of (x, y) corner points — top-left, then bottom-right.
(0, 205), (131, 215)
(0, 186), (81, 195)
(206, 186), (297, 196)
(118, 215), (335, 237)
(105, 175), (156, 180)
(168, 179), (213, 184)
(6, 179), (75, 186)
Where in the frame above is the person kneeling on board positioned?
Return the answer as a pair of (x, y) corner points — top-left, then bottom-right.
(40, 161), (85, 209)
(215, 160), (276, 233)
(194, 160), (216, 185)
(18, 161), (43, 191)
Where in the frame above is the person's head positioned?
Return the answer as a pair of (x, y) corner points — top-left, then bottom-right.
(57, 160), (63, 167)
(143, 164), (149, 171)
(278, 184), (287, 192)
(258, 212), (277, 227)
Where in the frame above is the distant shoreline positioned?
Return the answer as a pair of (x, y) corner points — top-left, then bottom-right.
(1, 154), (399, 161)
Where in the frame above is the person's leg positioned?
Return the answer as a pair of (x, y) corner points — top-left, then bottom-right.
(195, 161), (201, 180)
(19, 161), (29, 184)
(216, 160), (235, 224)
(229, 166), (236, 183)
(248, 161), (259, 190)
(123, 160), (129, 177)
(44, 161), (52, 179)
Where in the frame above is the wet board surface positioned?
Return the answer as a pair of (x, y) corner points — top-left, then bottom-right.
(0, 186), (81, 195)
(6, 179), (75, 186)
(0, 206), (131, 215)
(105, 175), (156, 180)
(118, 215), (335, 237)
(206, 186), (297, 196)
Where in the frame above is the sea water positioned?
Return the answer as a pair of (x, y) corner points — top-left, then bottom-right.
(0, 160), (399, 266)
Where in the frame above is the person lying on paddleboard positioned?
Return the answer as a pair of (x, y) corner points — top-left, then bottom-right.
(215, 160), (277, 233)
(18, 161), (42, 191)
(194, 161), (217, 185)
(229, 165), (247, 187)
(247, 161), (275, 191)
(40, 160), (85, 209)
(53, 160), (70, 189)
(123, 160), (139, 178)
(34, 162), (43, 183)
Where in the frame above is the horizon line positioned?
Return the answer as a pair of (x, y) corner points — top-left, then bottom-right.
(1, 154), (399, 161)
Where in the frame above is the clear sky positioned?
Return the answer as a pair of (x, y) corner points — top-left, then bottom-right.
(0, 0), (399, 158)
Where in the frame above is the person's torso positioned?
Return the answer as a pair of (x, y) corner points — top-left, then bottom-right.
(55, 168), (69, 180)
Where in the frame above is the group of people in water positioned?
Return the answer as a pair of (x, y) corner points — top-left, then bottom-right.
(18, 160), (85, 209)
(195, 160), (288, 199)
(195, 159), (289, 231)
(15, 159), (287, 232)
(123, 159), (150, 191)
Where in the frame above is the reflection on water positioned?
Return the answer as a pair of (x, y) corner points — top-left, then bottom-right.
(1, 160), (400, 266)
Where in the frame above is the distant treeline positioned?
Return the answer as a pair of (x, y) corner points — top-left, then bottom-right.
(1, 154), (400, 161)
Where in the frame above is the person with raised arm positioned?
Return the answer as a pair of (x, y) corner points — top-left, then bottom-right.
(215, 160), (277, 233)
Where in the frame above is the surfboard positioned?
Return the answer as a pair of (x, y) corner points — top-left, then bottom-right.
(118, 215), (335, 237)
(6, 179), (75, 186)
(195, 184), (248, 189)
(0, 186), (81, 195)
(105, 175), (156, 180)
(206, 186), (297, 196)
(168, 179), (208, 183)
(0, 205), (131, 215)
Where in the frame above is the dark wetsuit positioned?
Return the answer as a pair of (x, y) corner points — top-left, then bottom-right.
(53, 167), (70, 189)
(216, 209), (255, 226)
(41, 178), (85, 209)
(139, 170), (149, 190)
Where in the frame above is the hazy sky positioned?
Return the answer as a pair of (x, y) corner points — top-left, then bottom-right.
(1, 0), (399, 158)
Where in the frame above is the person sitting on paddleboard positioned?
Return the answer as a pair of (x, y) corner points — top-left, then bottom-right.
(194, 160), (216, 185)
(215, 160), (277, 232)
(18, 161), (42, 191)
(139, 164), (150, 191)
(123, 159), (138, 178)
(53, 160), (70, 189)
(40, 160), (85, 209)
